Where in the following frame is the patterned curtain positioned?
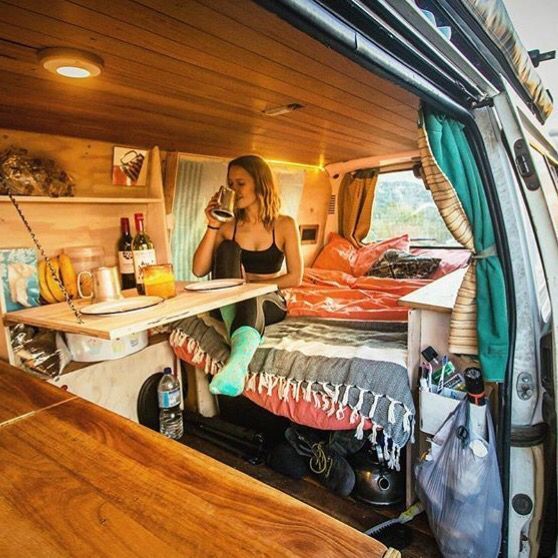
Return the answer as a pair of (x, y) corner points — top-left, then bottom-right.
(418, 123), (478, 355)
(418, 105), (509, 382)
(337, 169), (378, 247)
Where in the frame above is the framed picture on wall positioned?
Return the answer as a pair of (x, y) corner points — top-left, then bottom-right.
(112, 146), (149, 186)
(0, 248), (40, 312)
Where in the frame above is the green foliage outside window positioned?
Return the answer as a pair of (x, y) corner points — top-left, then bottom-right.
(364, 170), (459, 246)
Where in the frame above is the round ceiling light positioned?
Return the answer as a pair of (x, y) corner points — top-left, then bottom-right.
(38, 47), (104, 78)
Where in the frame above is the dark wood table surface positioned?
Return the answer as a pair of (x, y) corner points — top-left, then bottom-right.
(0, 361), (388, 557)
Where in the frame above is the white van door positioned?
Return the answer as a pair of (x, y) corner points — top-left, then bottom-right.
(491, 84), (558, 558)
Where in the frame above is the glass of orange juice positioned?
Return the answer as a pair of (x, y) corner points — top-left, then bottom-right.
(143, 263), (176, 299)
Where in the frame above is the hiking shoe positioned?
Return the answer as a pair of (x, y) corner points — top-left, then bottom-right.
(329, 429), (367, 457)
(284, 425), (326, 458)
(267, 442), (309, 480)
(285, 425), (356, 496)
(309, 442), (356, 497)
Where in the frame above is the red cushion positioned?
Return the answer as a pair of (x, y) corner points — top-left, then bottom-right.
(353, 234), (410, 277)
(312, 233), (357, 275)
(244, 389), (372, 431)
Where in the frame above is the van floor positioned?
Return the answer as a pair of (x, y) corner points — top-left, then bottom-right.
(178, 430), (441, 557)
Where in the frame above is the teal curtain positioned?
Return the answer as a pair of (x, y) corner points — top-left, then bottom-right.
(424, 105), (509, 382)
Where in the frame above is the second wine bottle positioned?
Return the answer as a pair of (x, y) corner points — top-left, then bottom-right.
(132, 212), (157, 295)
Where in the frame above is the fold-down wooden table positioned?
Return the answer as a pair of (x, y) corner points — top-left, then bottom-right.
(4, 281), (277, 340)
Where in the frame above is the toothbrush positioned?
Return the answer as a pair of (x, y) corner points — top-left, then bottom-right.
(365, 501), (425, 537)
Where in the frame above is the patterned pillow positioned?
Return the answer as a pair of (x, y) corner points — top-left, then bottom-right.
(352, 234), (410, 276)
(368, 249), (441, 279)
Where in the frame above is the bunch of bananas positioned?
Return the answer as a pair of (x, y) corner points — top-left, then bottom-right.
(38, 254), (78, 304)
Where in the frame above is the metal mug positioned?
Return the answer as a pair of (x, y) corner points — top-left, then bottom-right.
(77, 266), (123, 302)
(210, 185), (236, 222)
(119, 149), (145, 182)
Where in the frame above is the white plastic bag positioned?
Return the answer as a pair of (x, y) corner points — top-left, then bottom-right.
(415, 399), (503, 558)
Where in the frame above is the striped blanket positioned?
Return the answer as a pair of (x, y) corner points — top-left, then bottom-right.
(170, 316), (414, 469)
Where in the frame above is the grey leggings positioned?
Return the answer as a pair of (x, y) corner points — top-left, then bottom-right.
(212, 240), (287, 335)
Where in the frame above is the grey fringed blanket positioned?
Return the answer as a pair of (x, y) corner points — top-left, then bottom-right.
(170, 316), (414, 468)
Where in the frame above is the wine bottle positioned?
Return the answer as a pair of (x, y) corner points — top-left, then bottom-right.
(132, 212), (157, 295)
(118, 217), (136, 290)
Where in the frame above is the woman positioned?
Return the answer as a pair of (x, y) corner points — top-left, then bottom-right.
(193, 155), (303, 397)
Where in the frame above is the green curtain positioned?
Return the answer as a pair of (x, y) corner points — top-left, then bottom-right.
(424, 105), (509, 382)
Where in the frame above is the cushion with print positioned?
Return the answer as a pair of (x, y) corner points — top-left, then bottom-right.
(368, 249), (441, 279)
(352, 234), (410, 277)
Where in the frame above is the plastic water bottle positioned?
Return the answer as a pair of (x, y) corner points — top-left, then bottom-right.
(158, 367), (183, 439)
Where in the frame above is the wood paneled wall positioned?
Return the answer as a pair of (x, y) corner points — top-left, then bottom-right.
(0, 128), (169, 262)
(0, 200), (157, 260)
(0, 128), (154, 199)
(298, 169), (331, 267)
(0, 126), (333, 270)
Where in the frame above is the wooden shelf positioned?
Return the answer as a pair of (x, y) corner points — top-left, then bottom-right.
(12, 332), (171, 382)
(0, 196), (163, 204)
(398, 268), (467, 313)
(0, 145), (171, 364)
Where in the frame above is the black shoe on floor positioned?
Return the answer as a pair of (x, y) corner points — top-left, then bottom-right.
(308, 441), (356, 497)
(284, 425), (325, 458)
(267, 442), (309, 480)
(284, 425), (356, 497)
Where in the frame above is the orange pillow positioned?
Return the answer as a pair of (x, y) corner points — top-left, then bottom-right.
(353, 234), (410, 277)
(312, 233), (357, 275)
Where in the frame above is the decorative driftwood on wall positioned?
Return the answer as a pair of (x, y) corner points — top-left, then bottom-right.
(0, 148), (75, 197)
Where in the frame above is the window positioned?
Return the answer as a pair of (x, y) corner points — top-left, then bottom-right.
(364, 170), (459, 246)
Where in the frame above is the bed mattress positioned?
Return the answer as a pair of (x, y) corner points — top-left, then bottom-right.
(171, 315), (414, 469)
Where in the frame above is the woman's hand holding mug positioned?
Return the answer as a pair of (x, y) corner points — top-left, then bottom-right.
(205, 190), (222, 229)
(207, 186), (236, 224)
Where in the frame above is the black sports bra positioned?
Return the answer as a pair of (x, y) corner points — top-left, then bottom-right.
(233, 221), (285, 274)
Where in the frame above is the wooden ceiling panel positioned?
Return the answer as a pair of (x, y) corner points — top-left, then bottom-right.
(0, 0), (420, 165)
(0, 40), (412, 153)
(0, 3), (415, 141)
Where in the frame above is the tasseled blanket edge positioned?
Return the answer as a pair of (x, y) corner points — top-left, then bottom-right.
(170, 328), (223, 375)
(170, 329), (413, 469)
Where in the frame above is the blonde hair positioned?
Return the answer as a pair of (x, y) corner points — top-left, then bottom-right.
(228, 155), (280, 229)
